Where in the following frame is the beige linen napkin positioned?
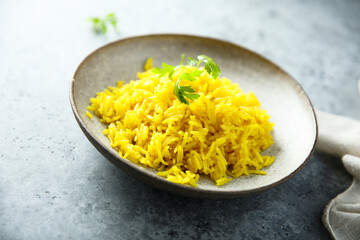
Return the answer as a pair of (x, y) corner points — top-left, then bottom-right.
(316, 81), (360, 239)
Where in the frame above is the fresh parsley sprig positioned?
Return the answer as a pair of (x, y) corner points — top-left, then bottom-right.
(153, 54), (221, 105)
(88, 13), (117, 34)
(188, 55), (221, 79)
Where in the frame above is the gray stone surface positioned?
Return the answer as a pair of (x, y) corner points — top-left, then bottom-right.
(1, 0), (359, 239)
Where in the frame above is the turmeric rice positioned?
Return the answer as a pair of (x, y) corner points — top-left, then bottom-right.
(87, 60), (275, 187)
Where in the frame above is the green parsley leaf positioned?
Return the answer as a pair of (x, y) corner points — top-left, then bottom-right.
(198, 55), (221, 79)
(174, 84), (200, 105)
(88, 13), (118, 34)
(105, 13), (117, 29)
(187, 55), (221, 79)
(179, 69), (203, 81)
(187, 56), (197, 66)
(153, 63), (176, 78)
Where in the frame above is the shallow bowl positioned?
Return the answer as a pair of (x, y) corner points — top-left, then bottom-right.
(70, 34), (318, 199)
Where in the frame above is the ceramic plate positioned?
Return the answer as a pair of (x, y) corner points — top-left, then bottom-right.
(70, 34), (318, 199)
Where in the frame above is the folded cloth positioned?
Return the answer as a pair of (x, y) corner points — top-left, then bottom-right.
(316, 111), (360, 158)
(317, 81), (360, 239)
(322, 155), (360, 240)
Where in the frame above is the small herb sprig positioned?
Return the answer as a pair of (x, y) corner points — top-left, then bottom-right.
(153, 55), (221, 104)
(88, 13), (117, 34)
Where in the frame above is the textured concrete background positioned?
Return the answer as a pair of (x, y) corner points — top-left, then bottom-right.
(1, 0), (360, 239)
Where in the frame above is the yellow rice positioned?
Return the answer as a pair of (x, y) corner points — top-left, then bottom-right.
(87, 62), (275, 187)
(86, 111), (93, 119)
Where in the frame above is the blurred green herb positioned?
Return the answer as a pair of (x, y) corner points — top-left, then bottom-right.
(153, 54), (221, 105)
(152, 63), (176, 78)
(88, 13), (117, 34)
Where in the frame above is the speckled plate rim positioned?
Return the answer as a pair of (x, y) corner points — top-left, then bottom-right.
(69, 34), (318, 199)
